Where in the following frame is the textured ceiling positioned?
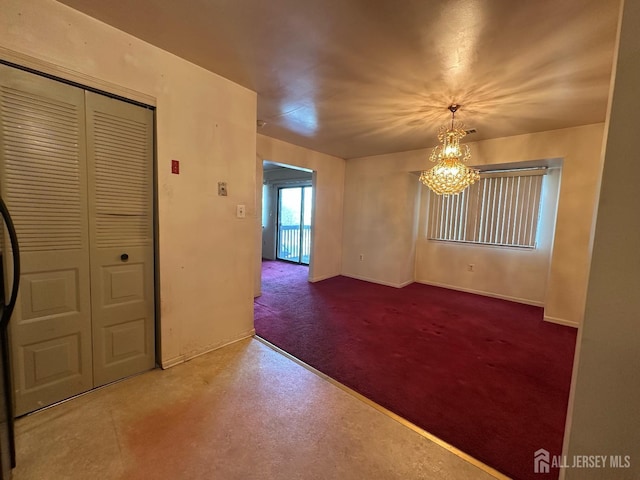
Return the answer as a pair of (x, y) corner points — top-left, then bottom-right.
(58, 0), (621, 159)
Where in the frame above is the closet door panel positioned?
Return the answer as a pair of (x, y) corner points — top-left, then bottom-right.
(0, 65), (93, 415)
(85, 91), (155, 387)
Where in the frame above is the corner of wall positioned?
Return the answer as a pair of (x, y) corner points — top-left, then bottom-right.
(543, 315), (580, 328)
(161, 329), (256, 369)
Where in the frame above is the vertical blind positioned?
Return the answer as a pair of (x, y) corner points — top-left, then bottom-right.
(428, 169), (545, 248)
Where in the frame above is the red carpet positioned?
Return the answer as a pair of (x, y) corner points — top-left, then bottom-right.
(254, 260), (577, 480)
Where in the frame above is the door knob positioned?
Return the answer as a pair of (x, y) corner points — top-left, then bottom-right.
(121, 253), (129, 262)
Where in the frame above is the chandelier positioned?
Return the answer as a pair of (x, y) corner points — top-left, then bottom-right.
(419, 104), (480, 196)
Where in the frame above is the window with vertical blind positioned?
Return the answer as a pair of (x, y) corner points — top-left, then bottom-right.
(427, 168), (545, 248)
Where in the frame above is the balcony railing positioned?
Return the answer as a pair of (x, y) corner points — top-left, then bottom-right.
(277, 224), (311, 264)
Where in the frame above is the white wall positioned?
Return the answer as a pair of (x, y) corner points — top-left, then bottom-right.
(563, 1), (640, 477)
(342, 166), (419, 287)
(343, 124), (605, 326)
(256, 135), (345, 283)
(254, 154), (263, 296)
(1, 0), (258, 367)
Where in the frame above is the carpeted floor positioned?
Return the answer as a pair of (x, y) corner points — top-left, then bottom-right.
(254, 260), (577, 480)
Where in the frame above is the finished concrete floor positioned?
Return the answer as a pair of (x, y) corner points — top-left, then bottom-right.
(13, 338), (502, 480)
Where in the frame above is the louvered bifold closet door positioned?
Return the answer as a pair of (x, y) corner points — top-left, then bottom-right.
(0, 65), (93, 415)
(85, 92), (155, 387)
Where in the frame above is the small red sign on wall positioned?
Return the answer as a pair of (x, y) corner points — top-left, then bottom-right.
(171, 160), (180, 174)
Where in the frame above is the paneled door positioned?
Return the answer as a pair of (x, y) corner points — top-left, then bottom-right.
(0, 64), (93, 415)
(0, 65), (155, 415)
(85, 92), (155, 387)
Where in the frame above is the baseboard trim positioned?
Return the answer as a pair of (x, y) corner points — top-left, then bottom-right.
(342, 273), (413, 289)
(160, 329), (256, 369)
(544, 316), (579, 328)
(161, 356), (185, 369)
(416, 279), (544, 307)
(309, 272), (338, 282)
(254, 336), (509, 480)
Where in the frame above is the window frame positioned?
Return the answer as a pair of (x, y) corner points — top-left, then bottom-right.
(427, 167), (546, 249)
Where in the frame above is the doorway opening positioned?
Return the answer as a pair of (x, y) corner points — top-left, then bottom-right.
(261, 161), (314, 267)
(259, 160), (314, 301)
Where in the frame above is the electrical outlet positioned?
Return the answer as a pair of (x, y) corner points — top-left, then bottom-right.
(467, 264), (474, 272)
(236, 204), (246, 218)
(359, 254), (364, 261)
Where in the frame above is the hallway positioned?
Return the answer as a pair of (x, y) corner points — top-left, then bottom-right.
(13, 338), (500, 479)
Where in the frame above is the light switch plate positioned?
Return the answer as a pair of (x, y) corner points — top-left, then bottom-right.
(218, 182), (228, 196)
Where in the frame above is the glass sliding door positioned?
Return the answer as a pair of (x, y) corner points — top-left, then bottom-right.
(277, 185), (312, 265)
(277, 187), (301, 262)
